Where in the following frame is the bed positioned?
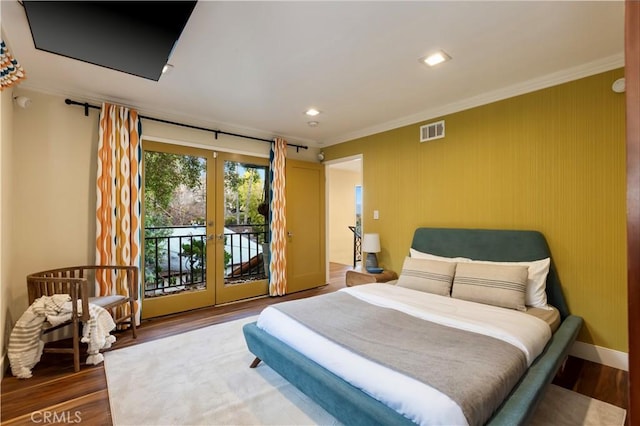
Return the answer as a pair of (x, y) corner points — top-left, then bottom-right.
(242, 228), (584, 425)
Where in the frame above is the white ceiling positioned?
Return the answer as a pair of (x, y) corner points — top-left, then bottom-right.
(1, 1), (625, 148)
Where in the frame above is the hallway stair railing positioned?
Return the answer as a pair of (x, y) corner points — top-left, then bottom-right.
(348, 226), (362, 268)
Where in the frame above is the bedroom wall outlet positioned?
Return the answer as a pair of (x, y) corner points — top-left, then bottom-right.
(373, 210), (379, 220)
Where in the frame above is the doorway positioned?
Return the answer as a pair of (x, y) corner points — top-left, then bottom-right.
(325, 155), (363, 270)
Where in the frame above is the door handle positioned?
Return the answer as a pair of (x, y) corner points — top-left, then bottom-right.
(287, 231), (293, 239)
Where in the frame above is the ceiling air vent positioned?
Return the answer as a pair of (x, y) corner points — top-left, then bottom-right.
(420, 120), (445, 142)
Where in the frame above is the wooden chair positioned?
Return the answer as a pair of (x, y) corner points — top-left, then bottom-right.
(26, 265), (138, 372)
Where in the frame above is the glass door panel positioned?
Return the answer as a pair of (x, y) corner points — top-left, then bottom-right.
(141, 141), (215, 318)
(215, 152), (269, 304)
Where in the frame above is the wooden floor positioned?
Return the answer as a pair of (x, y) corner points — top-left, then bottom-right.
(1, 263), (629, 425)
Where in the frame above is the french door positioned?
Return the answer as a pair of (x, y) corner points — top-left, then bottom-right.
(214, 152), (269, 304)
(141, 142), (269, 318)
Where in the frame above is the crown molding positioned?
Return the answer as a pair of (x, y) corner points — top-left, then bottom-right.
(322, 54), (625, 146)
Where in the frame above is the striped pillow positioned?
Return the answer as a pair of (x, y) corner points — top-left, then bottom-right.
(462, 257), (551, 308)
(396, 257), (456, 296)
(452, 262), (528, 311)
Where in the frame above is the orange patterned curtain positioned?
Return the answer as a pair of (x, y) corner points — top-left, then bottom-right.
(269, 138), (287, 296)
(96, 103), (142, 324)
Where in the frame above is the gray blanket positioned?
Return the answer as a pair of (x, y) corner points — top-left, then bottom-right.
(272, 291), (527, 426)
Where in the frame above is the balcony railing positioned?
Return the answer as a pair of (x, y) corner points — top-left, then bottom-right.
(348, 225), (362, 268)
(144, 224), (268, 298)
(224, 224), (268, 284)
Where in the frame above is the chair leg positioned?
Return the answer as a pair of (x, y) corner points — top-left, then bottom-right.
(72, 320), (81, 372)
(129, 300), (137, 339)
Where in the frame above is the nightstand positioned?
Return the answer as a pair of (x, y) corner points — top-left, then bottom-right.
(345, 268), (398, 287)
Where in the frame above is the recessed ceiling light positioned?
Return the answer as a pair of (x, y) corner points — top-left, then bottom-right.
(307, 121), (319, 127)
(305, 108), (320, 116)
(420, 50), (451, 67)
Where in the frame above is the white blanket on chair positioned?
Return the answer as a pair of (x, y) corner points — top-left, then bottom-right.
(80, 303), (117, 365)
(8, 295), (116, 379)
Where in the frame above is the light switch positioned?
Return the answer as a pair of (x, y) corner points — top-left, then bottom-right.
(373, 210), (379, 220)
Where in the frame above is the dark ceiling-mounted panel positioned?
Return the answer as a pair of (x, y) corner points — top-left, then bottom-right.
(22, 1), (197, 81)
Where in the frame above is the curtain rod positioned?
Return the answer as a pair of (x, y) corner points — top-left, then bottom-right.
(64, 98), (309, 152)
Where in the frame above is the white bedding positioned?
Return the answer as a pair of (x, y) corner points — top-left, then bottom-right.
(256, 284), (552, 426)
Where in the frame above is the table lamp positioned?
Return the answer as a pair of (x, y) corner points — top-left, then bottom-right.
(362, 233), (381, 272)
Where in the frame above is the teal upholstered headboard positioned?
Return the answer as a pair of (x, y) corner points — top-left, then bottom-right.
(411, 228), (570, 319)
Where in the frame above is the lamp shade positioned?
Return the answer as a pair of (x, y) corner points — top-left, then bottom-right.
(362, 233), (381, 253)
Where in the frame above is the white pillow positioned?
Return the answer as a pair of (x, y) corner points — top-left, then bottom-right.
(409, 248), (551, 308)
(409, 248), (471, 263)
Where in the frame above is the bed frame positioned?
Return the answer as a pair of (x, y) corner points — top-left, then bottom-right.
(243, 228), (584, 425)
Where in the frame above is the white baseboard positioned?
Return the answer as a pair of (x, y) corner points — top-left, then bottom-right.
(570, 341), (629, 371)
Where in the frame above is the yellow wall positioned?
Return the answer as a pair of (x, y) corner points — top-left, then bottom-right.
(324, 69), (627, 352)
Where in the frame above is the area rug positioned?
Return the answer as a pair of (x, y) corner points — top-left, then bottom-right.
(529, 383), (626, 426)
(104, 316), (626, 426)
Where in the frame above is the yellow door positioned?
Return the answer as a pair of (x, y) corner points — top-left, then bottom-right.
(141, 141), (216, 318)
(286, 159), (326, 292)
